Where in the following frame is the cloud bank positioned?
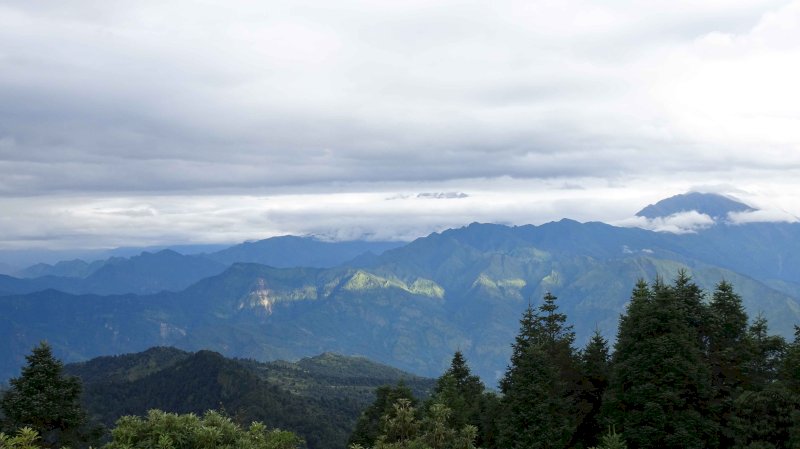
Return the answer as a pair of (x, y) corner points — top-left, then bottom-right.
(1, 1), (800, 249)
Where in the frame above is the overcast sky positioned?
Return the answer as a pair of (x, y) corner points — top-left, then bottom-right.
(1, 0), (800, 253)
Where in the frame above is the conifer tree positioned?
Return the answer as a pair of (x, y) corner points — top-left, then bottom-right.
(575, 330), (610, 448)
(707, 280), (750, 447)
(746, 313), (787, 390)
(349, 383), (418, 448)
(497, 293), (579, 449)
(781, 326), (800, 393)
(428, 352), (487, 445)
(0, 342), (89, 448)
(605, 278), (715, 449)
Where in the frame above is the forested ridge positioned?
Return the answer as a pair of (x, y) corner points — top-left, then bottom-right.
(350, 272), (800, 449)
(2, 273), (799, 448)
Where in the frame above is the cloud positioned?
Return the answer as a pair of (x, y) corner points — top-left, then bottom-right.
(416, 192), (469, 199)
(617, 211), (716, 234)
(2, 1), (800, 249)
(728, 209), (799, 224)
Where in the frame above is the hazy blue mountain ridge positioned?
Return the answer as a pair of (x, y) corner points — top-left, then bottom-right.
(2, 193), (799, 384)
(0, 237), (403, 296)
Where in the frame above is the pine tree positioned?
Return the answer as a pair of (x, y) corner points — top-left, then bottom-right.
(746, 313), (787, 390)
(707, 281), (750, 447)
(497, 293), (579, 449)
(575, 330), (610, 448)
(428, 352), (486, 445)
(0, 342), (89, 448)
(781, 326), (800, 393)
(605, 278), (715, 449)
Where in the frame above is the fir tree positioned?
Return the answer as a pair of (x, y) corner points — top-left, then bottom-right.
(707, 280), (750, 447)
(497, 293), (579, 449)
(428, 352), (486, 445)
(0, 342), (89, 448)
(605, 278), (715, 449)
(575, 330), (611, 448)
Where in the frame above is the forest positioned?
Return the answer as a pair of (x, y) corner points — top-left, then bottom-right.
(1, 272), (799, 449)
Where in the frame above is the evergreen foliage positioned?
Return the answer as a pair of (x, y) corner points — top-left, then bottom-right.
(349, 384), (419, 448)
(707, 281), (751, 447)
(426, 353), (483, 439)
(605, 276), (716, 448)
(0, 342), (93, 448)
(497, 292), (580, 449)
(575, 330), (611, 448)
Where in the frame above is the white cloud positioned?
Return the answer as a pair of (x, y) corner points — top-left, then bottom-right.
(617, 211), (716, 234)
(728, 209), (799, 224)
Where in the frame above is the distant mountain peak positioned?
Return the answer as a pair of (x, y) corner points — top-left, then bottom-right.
(636, 192), (756, 220)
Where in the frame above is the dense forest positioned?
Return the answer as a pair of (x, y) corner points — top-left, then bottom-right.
(349, 272), (800, 449)
(1, 272), (799, 448)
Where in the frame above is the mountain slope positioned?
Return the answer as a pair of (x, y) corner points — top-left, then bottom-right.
(636, 192), (755, 219)
(206, 235), (404, 267)
(63, 347), (433, 449)
(3, 195), (800, 384)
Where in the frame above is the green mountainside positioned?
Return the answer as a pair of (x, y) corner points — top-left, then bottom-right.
(62, 347), (432, 449)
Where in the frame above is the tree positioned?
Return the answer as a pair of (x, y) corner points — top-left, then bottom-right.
(707, 281), (750, 447)
(604, 278), (715, 449)
(746, 314), (786, 390)
(351, 399), (477, 449)
(426, 352), (486, 444)
(104, 409), (301, 449)
(497, 293), (580, 449)
(575, 330), (611, 448)
(0, 342), (90, 448)
(349, 383), (419, 448)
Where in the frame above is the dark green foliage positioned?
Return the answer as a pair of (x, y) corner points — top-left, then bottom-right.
(497, 293), (580, 449)
(428, 353), (482, 430)
(575, 330), (611, 448)
(707, 281), (751, 447)
(781, 327), (800, 393)
(349, 384), (419, 448)
(66, 348), (433, 449)
(0, 342), (93, 448)
(605, 277), (716, 449)
(730, 385), (800, 448)
(746, 314), (787, 390)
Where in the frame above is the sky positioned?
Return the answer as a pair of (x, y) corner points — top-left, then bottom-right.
(1, 0), (800, 255)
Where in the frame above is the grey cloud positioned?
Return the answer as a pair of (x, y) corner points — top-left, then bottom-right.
(2, 0), (800, 248)
(416, 192), (469, 199)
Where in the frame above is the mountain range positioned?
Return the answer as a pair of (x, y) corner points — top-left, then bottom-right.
(2, 192), (799, 383)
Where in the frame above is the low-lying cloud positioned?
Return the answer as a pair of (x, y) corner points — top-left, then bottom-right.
(619, 211), (717, 234)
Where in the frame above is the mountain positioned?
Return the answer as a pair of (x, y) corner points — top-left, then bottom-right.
(2, 193), (800, 384)
(16, 259), (106, 279)
(3, 216), (800, 384)
(2, 237), (404, 297)
(0, 262), (18, 276)
(205, 235), (404, 267)
(636, 192), (755, 219)
(62, 347), (433, 449)
(0, 250), (228, 296)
